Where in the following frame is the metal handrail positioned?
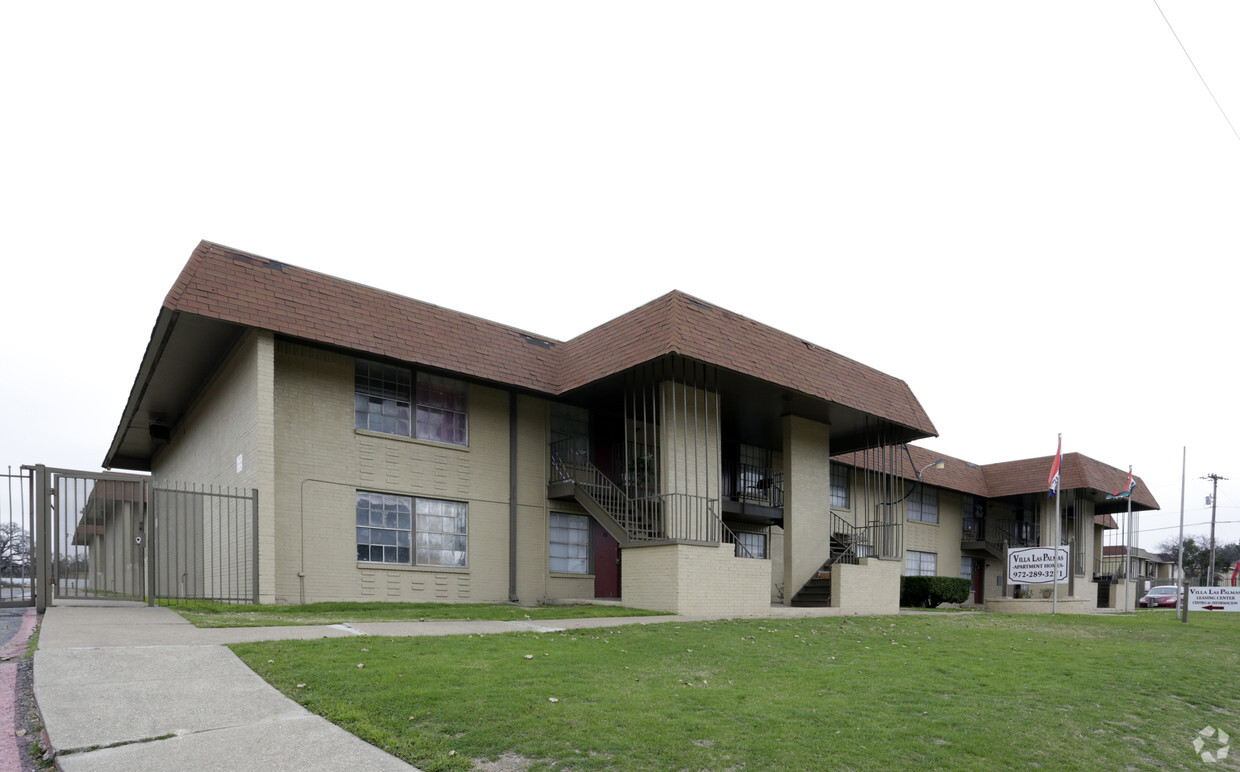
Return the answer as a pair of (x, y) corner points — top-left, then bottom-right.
(551, 439), (739, 547)
(722, 461), (784, 509)
(962, 517), (1038, 551)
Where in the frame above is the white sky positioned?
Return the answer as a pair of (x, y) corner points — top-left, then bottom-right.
(3, 2), (1238, 552)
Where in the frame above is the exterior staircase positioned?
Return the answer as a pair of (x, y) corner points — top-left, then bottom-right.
(790, 516), (870, 607)
(547, 446), (666, 545)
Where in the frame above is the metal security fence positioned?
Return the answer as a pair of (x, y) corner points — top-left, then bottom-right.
(27, 466), (257, 609)
(0, 467), (35, 608)
(149, 482), (257, 605)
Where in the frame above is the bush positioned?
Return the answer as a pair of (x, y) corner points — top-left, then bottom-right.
(900, 576), (972, 608)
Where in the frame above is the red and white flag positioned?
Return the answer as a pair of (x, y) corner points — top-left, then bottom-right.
(1047, 435), (1062, 497)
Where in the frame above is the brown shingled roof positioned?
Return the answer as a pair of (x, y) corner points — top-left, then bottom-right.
(836, 445), (1159, 512)
(982, 453), (1158, 510)
(160, 241), (936, 435)
(559, 291), (936, 436)
(165, 242), (564, 392)
(833, 444), (989, 497)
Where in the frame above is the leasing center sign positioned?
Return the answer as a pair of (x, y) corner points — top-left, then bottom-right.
(1007, 546), (1070, 584)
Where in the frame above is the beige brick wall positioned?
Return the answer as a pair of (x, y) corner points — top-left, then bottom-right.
(906, 488), (965, 582)
(782, 415), (833, 604)
(272, 341), (546, 604)
(832, 557), (902, 614)
(622, 542), (771, 615)
(152, 330), (265, 491)
(151, 330), (275, 601)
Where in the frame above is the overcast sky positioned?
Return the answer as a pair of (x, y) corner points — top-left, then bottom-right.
(3, 2), (1238, 552)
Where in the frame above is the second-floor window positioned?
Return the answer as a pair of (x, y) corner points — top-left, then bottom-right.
(830, 463), (850, 508)
(908, 485), (938, 524)
(355, 359), (468, 445)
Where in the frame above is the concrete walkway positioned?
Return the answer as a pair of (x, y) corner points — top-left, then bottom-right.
(33, 600), (891, 770)
(32, 601), (723, 771)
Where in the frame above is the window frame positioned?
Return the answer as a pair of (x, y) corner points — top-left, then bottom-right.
(355, 359), (468, 446)
(905, 549), (937, 577)
(732, 530), (768, 560)
(829, 462), (850, 509)
(549, 513), (592, 575)
(908, 485), (939, 524)
(356, 491), (468, 568)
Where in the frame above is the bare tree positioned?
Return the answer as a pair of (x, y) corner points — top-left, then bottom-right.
(0, 522), (32, 577)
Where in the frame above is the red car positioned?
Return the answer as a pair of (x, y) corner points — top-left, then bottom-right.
(1138, 586), (1179, 608)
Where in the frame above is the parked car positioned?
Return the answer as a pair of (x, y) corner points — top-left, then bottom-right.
(1139, 586), (1179, 608)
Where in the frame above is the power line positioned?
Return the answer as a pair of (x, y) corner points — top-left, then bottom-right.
(1152, 0), (1240, 145)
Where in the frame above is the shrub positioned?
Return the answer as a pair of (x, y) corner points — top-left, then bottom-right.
(901, 576), (972, 608)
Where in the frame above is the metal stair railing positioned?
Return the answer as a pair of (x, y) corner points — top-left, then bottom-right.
(551, 440), (749, 549)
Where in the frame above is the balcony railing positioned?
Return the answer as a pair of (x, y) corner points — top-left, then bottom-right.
(962, 517), (1038, 551)
(722, 461), (784, 509)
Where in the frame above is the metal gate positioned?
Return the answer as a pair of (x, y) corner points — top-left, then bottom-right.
(28, 466), (258, 610)
(0, 467), (36, 609)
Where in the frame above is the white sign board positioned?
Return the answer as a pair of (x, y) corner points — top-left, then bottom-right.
(1188, 587), (1240, 612)
(1007, 546), (1070, 584)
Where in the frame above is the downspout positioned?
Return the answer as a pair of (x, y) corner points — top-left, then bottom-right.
(509, 391), (519, 603)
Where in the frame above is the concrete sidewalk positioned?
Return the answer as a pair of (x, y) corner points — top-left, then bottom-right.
(31, 601), (712, 771)
(33, 600), (860, 770)
(34, 601), (417, 772)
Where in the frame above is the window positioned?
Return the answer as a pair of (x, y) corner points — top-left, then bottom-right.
(355, 360), (467, 445)
(830, 463), (850, 508)
(356, 491), (467, 567)
(905, 550), (936, 576)
(960, 557), (973, 580)
(733, 531), (767, 559)
(416, 373), (468, 445)
(908, 485), (938, 524)
(354, 360), (411, 436)
(549, 513), (591, 574)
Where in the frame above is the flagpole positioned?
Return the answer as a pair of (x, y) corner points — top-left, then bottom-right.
(1125, 467), (1133, 612)
(1053, 433), (1061, 616)
(1177, 447), (1186, 621)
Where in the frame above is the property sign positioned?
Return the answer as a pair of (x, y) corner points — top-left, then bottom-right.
(1188, 587), (1240, 612)
(1007, 546), (1070, 584)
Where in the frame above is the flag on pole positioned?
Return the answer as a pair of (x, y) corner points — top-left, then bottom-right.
(1106, 466), (1136, 500)
(1047, 435), (1062, 496)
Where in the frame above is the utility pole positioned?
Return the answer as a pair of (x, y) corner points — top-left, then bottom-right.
(1201, 474), (1227, 586)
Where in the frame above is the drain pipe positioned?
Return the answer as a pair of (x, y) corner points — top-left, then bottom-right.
(508, 392), (519, 602)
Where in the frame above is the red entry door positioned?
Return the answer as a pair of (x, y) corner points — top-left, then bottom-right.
(593, 520), (621, 598)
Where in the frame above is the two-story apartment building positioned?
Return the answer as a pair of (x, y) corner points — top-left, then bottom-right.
(829, 445), (1158, 612)
(103, 241), (940, 615)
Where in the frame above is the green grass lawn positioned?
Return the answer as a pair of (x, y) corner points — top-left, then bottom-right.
(172, 600), (665, 628)
(230, 610), (1240, 771)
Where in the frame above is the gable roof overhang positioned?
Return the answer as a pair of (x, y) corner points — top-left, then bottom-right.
(105, 241), (938, 469)
(981, 453), (1159, 514)
(833, 445), (1159, 516)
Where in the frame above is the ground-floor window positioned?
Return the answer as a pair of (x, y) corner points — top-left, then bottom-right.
(960, 557), (972, 580)
(356, 491), (467, 567)
(905, 549), (936, 576)
(732, 531), (767, 559)
(550, 513), (591, 574)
